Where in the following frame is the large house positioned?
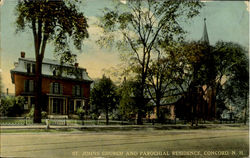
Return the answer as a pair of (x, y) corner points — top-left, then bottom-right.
(10, 52), (93, 116)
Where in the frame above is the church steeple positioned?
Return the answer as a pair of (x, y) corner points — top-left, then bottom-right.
(200, 18), (209, 45)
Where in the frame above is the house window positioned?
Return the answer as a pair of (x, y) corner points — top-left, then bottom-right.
(54, 83), (59, 94)
(50, 82), (63, 94)
(24, 80), (34, 92)
(27, 63), (31, 73)
(52, 68), (60, 76)
(73, 85), (82, 96)
(32, 64), (36, 73)
(26, 63), (35, 74)
(76, 85), (81, 96)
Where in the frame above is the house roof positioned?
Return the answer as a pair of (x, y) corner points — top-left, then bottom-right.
(10, 57), (93, 83)
(22, 58), (85, 68)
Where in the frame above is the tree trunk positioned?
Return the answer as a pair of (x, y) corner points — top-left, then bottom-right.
(137, 109), (143, 125)
(156, 98), (160, 123)
(211, 85), (216, 119)
(106, 106), (109, 125)
(137, 93), (144, 125)
(33, 58), (42, 123)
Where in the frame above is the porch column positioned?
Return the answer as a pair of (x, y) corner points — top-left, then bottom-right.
(48, 97), (51, 114)
(65, 98), (68, 115)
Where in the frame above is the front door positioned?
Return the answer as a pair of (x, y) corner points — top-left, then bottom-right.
(52, 98), (63, 114)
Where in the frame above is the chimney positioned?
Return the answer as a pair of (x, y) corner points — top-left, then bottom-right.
(21, 51), (25, 58)
(75, 63), (79, 68)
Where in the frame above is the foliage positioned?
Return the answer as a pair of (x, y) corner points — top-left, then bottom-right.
(76, 107), (85, 120)
(213, 42), (249, 122)
(26, 108), (47, 118)
(26, 107), (34, 118)
(90, 75), (120, 125)
(0, 96), (25, 117)
(117, 80), (139, 120)
(41, 111), (47, 119)
(172, 41), (249, 122)
(0, 73), (2, 95)
(146, 44), (184, 121)
(15, 0), (89, 123)
(98, 0), (202, 124)
(15, 0), (89, 55)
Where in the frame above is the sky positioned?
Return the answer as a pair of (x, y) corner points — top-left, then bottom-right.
(0, 0), (249, 94)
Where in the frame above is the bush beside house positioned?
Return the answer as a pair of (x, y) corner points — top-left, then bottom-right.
(0, 96), (25, 117)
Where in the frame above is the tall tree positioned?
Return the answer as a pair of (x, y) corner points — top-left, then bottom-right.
(15, 0), (89, 123)
(90, 75), (119, 125)
(213, 42), (249, 123)
(118, 80), (137, 121)
(146, 48), (181, 122)
(98, 0), (202, 124)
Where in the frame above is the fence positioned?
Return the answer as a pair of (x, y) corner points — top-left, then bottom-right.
(0, 117), (41, 126)
(0, 117), (245, 126)
(0, 117), (134, 126)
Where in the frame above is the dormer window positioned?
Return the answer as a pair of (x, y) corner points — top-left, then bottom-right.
(27, 63), (30, 73)
(53, 69), (56, 76)
(26, 63), (35, 74)
(52, 67), (61, 76)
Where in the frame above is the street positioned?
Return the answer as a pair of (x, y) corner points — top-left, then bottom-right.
(0, 128), (249, 158)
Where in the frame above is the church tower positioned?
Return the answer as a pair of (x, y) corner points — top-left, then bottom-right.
(200, 18), (210, 45)
(200, 18), (217, 119)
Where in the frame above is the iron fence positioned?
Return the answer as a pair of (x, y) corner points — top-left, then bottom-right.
(0, 117), (246, 126)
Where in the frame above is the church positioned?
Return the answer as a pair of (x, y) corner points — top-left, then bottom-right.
(174, 18), (217, 122)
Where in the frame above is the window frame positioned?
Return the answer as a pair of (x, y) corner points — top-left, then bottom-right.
(24, 79), (35, 92)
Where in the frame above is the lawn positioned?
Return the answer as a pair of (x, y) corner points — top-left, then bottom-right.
(0, 126), (248, 158)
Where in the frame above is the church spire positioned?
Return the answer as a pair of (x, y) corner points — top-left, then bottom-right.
(200, 18), (209, 45)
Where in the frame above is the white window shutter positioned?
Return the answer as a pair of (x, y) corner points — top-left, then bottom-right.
(50, 83), (53, 94)
(29, 80), (34, 92)
(72, 86), (75, 96)
(24, 80), (28, 92)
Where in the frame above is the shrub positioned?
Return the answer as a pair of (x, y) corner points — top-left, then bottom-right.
(76, 107), (85, 120)
(26, 107), (34, 118)
(0, 96), (25, 117)
(41, 111), (47, 119)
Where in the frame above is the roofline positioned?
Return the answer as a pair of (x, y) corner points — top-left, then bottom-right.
(10, 70), (93, 84)
(18, 58), (86, 71)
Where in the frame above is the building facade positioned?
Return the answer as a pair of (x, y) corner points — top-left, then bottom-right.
(10, 52), (93, 116)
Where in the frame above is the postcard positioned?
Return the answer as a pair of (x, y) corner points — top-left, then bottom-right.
(0, 0), (249, 158)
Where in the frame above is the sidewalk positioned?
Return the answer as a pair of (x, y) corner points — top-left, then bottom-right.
(1, 123), (247, 130)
